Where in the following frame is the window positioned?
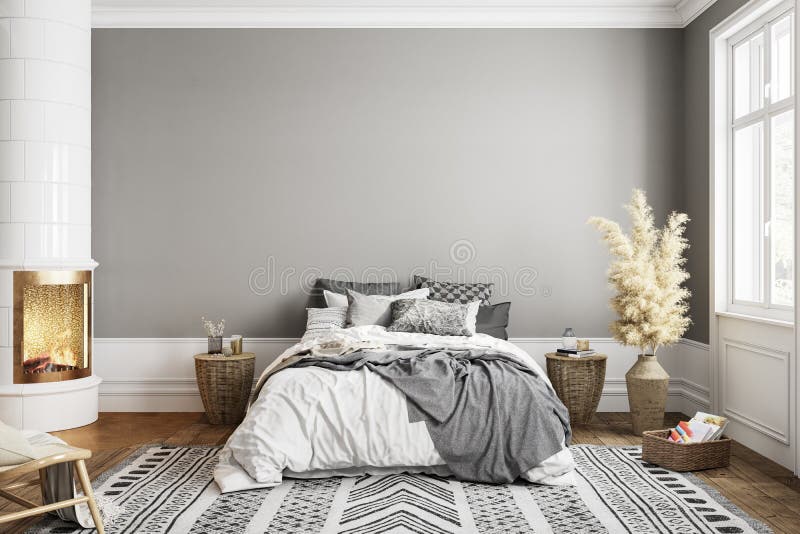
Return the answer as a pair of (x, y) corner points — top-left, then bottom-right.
(729, 5), (795, 315)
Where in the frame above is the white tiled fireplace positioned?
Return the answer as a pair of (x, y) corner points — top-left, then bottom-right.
(0, 0), (100, 431)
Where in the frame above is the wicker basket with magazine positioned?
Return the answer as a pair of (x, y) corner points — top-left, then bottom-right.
(641, 429), (731, 471)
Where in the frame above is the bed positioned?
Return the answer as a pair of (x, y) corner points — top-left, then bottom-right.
(214, 323), (576, 493)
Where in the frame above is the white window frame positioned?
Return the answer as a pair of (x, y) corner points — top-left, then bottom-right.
(722, 0), (796, 321)
(711, 0), (800, 476)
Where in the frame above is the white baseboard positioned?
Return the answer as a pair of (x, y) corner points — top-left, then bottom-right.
(595, 377), (710, 414)
(94, 337), (711, 415)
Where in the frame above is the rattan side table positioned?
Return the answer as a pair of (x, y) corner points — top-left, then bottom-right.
(545, 352), (607, 424)
(194, 352), (255, 424)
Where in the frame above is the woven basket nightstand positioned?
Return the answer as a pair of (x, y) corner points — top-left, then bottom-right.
(194, 353), (255, 424)
(545, 352), (607, 424)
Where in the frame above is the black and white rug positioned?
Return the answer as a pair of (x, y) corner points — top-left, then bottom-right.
(27, 445), (772, 533)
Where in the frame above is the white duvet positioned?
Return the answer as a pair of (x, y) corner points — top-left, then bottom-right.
(215, 326), (575, 493)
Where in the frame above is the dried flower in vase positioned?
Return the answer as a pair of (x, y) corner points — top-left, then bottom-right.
(201, 317), (225, 337)
(588, 189), (691, 357)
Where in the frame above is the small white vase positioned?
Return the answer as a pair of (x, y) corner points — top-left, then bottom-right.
(561, 328), (577, 349)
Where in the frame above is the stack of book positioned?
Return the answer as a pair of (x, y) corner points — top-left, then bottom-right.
(668, 412), (728, 443)
(556, 348), (596, 358)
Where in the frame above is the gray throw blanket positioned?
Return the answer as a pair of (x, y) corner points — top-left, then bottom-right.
(289, 347), (571, 484)
(25, 431), (95, 528)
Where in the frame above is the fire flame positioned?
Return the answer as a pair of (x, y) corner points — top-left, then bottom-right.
(24, 329), (79, 368)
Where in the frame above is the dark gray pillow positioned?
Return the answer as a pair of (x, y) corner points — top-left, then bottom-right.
(476, 302), (511, 340)
(413, 275), (493, 305)
(388, 299), (479, 336)
(310, 278), (403, 308)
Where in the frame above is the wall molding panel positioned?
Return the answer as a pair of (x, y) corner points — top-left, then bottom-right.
(92, 0), (718, 28)
(714, 314), (795, 469)
(95, 337), (710, 414)
(720, 338), (792, 445)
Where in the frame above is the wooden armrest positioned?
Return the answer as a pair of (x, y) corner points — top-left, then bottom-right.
(0, 446), (91, 482)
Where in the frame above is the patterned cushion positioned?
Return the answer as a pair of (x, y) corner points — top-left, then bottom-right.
(388, 299), (480, 336)
(305, 307), (347, 335)
(414, 275), (493, 305)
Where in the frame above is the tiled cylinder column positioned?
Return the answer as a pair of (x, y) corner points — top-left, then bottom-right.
(0, 0), (91, 263)
(0, 0), (97, 430)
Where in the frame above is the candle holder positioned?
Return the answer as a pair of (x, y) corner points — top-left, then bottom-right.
(230, 335), (243, 355)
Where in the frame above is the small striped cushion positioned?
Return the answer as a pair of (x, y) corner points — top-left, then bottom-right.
(305, 307), (347, 334)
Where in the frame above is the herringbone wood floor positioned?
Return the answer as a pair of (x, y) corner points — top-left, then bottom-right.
(1, 412), (798, 533)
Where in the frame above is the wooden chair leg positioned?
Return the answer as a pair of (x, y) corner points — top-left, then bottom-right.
(74, 460), (104, 534)
(39, 468), (47, 504)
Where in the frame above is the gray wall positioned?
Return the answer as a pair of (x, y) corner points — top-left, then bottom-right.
(92, 29), (684, 338)
(681, 0), (748, 343)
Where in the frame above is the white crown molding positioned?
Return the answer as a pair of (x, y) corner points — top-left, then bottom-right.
(91, 1), (718, 29)
(675, 0), (718, 25)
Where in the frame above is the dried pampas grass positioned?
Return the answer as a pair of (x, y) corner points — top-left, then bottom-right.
(588, 189), (691, 356)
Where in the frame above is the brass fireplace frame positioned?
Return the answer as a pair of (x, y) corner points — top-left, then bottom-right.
(13, 270), (92, 384)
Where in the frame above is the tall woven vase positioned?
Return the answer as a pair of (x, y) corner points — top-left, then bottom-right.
(626, 354), (669, 435)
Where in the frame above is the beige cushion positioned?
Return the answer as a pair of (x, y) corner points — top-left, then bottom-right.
(0, 420), (36, 466)
(29, 443), (73, 460)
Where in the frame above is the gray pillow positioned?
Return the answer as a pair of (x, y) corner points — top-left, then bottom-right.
(388, 299), (480, 336)
(413, 275), (493, 305)
(476, 302), (511, 340)
(346, 288), (430, 327)
(311, 278), (403, 308)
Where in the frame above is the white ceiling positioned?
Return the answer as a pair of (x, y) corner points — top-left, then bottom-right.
(92, 0), (720, 28)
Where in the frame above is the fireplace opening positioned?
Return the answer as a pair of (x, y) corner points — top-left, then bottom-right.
(13, 271), (92, 384)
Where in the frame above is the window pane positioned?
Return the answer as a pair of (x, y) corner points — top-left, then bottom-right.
(733, 122), (764, 302)
(734, 33), (765, 119)
(771, 14), (794, 103)
(770, 110), (794, 306)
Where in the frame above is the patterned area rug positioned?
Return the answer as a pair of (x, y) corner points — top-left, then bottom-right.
(27, 445), (772, 534)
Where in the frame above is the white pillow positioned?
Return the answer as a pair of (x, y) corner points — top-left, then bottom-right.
(346, 287), (430, 327)
(0, 421), (35, 466)
(306, 307), (347, 334)
(323, 289), (349, 308)
(325, 287), (429, 309)
(465, 300), (480, 335)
